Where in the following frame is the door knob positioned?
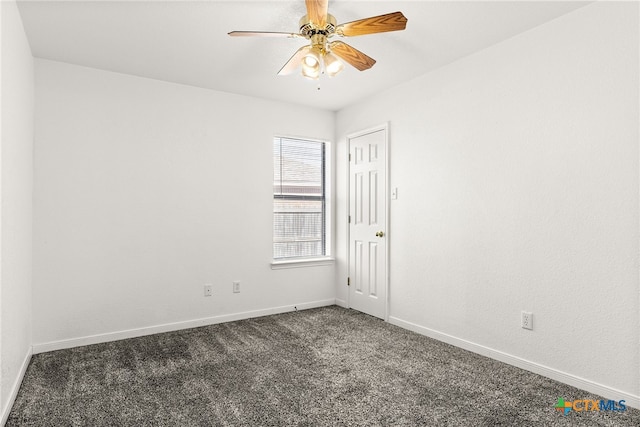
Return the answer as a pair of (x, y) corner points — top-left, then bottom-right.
(375, 231), (385, 237)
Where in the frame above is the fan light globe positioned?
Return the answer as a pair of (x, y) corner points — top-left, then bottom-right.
(301, 48), (321, 79)
(301, 62), (320, 80)
(324, 52), (344, 77)
(303, 55), (319, 68)
(303, 47), (321, 68)
(301, 65), (320, 79)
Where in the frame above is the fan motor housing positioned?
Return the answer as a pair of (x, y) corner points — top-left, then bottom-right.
(299, 13), (337, 38)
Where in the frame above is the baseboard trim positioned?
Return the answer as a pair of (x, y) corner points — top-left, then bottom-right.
(32, 299), (336, 355)
(388, 316), (640, 410)
(334, 298), (347, 308)
(1, 346), (33, 426)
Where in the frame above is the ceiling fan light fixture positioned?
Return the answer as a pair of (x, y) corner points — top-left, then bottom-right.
(303, 47), (321, 67)
(301, 61), (320, 80)
(301, 47), (322, 79)
(301, 65), (320, 80)
(323, 51), (344, 77)
(303, 54), (319, 68)
(229, 2), (408, 79)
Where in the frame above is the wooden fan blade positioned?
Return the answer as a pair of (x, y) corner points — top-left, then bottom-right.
(305, 0), (328, 27)
(228, 31), (302, 39)
(278, 46), (311, 75)
(329, 41), (376, 71)
(336, 11), (408, 37)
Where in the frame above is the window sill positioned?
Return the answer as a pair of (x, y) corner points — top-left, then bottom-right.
(271, 257), (335, 270)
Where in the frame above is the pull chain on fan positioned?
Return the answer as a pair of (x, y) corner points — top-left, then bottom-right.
(228, 0), (407, 79)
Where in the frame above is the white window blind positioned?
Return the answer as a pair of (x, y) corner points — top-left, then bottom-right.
(273, 137), (326, 259)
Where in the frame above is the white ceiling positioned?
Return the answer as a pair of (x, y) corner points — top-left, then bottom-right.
(17, 0), (590, 111)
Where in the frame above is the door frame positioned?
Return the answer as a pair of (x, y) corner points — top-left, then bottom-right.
(346, 123), (390, 321)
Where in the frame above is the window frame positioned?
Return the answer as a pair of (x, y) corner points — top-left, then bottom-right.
(271, 135), (334, 269)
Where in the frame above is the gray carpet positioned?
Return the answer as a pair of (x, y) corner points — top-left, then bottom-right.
(7, 306), (640, 426)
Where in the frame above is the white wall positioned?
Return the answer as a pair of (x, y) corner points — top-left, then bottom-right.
(33, 59), (336, 348)
(336, 2), (639, 403)
(0, 0), (34, 420)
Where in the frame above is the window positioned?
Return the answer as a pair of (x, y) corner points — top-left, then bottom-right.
(273, 137), (328, 260)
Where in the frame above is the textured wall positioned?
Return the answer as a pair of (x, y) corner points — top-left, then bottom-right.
(336, 2), (639, 399)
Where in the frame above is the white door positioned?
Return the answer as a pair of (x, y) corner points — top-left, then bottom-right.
(348, 126), (388, 320)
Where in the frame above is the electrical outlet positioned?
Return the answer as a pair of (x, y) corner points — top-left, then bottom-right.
(233, 281), (240, 293)
(521, 311), (533, 330)
(204, 284), (213, 297)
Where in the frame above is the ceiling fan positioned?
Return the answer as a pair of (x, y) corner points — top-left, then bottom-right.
(228, 0), (408, 79)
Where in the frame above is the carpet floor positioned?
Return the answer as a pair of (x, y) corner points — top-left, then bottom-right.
(7, 306), (640, 426)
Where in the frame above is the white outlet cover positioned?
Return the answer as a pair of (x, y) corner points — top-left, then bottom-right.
(521, 311), (533, 330)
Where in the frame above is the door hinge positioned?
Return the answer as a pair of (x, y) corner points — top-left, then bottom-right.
(349, 153), (351, 162)
(347, 277), (351, 286)
(348, 215), (351, 223)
